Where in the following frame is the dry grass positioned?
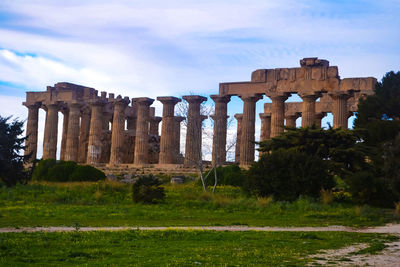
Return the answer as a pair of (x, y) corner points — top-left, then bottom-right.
(257, 196), (274, 207)
(395, 202), (400, 217)
(320, 189), (334, 205)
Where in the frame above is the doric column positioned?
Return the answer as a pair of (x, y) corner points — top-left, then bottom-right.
(109, 96), (129, 165)
(285, 114), (299, 128)
(234, 114), (243, 163)
(42, 103), (59, 160)
(174, 116), (185, 163)
(315, 112), (327, 128)
(77, 107), (91, 163)
(330, 92), (353, 129)
(23, 102), (40, 161)
(183, 95), (207, 166)
(270, 94), (289, 138)
(157, 97), (181, 164)
(133, 97), (154, 165)
(87, 100), (105, 165)
(60, 109), (69, 161)
(64, 102), (82, 162)
(210, 95), (231, 165)
(127, 99), (138, 132)
(300, 93), (321, 127)
(239, 95), (261, 166)
(259, 113), (271, 141)
(150, 116), (162, 135)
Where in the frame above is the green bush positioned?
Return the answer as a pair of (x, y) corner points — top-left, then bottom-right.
(32, 159), (105, 182)
(132, 175), (165, 204)
(200, 164), (244, 187)
(244, 149), (334, 201)
(46, 161), (78, 182)
(345, 170), (395, 207)
(70, 165), (106, 182)
(32, 159), (57, 181)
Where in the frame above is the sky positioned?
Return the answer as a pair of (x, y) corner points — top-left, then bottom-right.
(0, 0), (399, 160)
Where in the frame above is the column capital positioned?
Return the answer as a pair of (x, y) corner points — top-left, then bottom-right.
(88, 98), (107, 107)
(299, 92), (323, 100)
(285, 112), (301, 119)
(152, 116), (162, 123)
(157, 96), (181, 105)
(234, 113), (243, 120)
(329, 91), (354, 100)
(132, 97), (154, 106)
(23, 101), (41, 109)
(112, 95), (130, 106)
(268, 93), (290, 102)
(210, 95), (231, 103)
(210, 114), (229, 121)
(239, 94), (262, 101)
(315, 112), (327, 119)
(182, 95), (207, 103)
(259, 113), (272, 119)
(175, 116), (186, 123)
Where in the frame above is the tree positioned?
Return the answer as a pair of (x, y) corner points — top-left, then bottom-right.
(354, 71), (400, 203)
(0, 116), (30, 186)
(259, 126), (367, 178)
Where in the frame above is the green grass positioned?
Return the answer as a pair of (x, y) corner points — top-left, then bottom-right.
(0, 181), (398, 228)
(0, 230), (396, 266)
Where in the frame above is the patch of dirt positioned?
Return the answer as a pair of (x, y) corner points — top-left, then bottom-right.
(308, 240), (400, 266)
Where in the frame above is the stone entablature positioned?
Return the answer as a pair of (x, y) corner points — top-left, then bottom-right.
(23, 57), (376, 168)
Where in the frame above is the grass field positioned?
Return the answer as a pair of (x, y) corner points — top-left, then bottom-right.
(0, 230), (397, 266)
(0, 181), (398, 228)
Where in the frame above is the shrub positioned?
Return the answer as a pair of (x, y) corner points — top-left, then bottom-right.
(244, 149), (334, 201)
(200, 164), (244, 187)
(46, 161), (77, 182)
(32, 159), (57, 181)
(32, 159), (105, 182)
(320, 189), (334, 205)
(345, 170), (395, 207)
(132, 175), (165, 204)
(70, 165), (106, 182)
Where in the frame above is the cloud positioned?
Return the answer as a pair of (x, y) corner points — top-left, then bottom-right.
(0, 0), (399, 160)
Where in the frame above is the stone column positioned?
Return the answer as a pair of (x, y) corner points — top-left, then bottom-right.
(173, 116), (185, 163)
(157, 97), (181, 164)
(42, 103), (59, 160)
(300, 93), (320, 127)
(210, 95), (231, 165)
(133, 97), (154, 165)
(77, 107), (91, 163)
(183, 95), (207, 166)
(330, 92), (353, 129)
(285, 113), (300, 128)
(109, 96), (129, 165)
(60, 109), (69, 161)
(87, 100), (105, 164)
(270, 94), (289, 138)
(65, 102), (81, 162)
(150, 116), (162, 135)
(259, 113), (271, 141)
(234, 114), (242, 163)
(315, 112), (327, 128)
(23, 102), (40, 161)
(127, 99), (138, 132)
(239, 95), (261, 166)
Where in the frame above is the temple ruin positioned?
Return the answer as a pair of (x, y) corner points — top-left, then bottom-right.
(23, 57), (376, 168)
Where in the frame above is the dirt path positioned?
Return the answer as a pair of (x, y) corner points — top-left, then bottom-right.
(1, 224), (400, 233)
